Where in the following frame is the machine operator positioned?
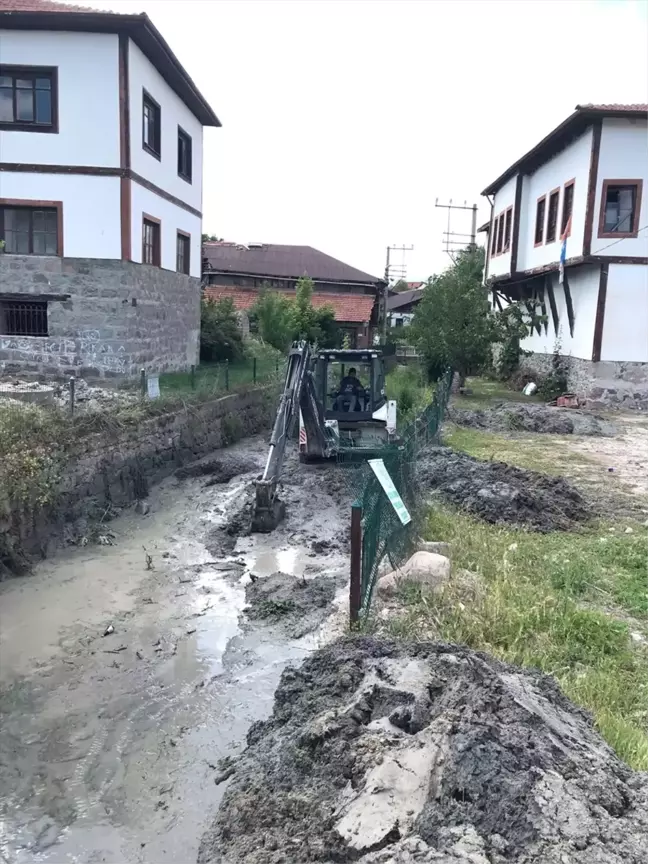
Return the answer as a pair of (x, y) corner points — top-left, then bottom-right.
(338, 367), (363, 412)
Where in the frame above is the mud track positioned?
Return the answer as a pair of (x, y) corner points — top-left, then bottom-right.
(0, 438), (350, 863)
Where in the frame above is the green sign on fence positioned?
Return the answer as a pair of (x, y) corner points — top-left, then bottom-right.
(367, 458), (411, 526)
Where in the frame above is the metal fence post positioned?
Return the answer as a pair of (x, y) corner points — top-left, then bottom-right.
(140, 368), (146, 397)
(69, 377), (75, 415)
(190, 364), (196, 390)
(224, 360), (229, 391)
(253, 356), (257, 384)
(350, 503), (363, 624)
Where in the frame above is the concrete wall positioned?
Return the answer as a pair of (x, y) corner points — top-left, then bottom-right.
(0, 29), (120, 167)
(517, 127), (592, 272)
(0, 256), (199, 376)
(488, 175), (517, 279)
(130, 182), (202, 277)
(128, 40), (203, 214)
(521, 264), (601, 360)
(592, 118), (648, 258)
(0, 173), (122, 259)
(601, 263), (648, 362)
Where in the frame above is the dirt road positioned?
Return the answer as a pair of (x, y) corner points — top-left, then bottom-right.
(0, 438), (349, 864)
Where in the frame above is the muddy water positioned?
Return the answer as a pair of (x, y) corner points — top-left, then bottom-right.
(0, 438), (349, 864)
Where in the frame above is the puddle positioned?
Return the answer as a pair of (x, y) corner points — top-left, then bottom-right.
(247, 546), (308, 577)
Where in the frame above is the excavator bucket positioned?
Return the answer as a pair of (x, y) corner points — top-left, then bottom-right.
(251, 479), (286, 533)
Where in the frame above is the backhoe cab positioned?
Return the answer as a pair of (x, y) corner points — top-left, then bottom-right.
(301, 349), (397, 460)
(252, 343), (396, 533)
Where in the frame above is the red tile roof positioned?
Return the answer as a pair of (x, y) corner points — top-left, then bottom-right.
(203, 287), (376, 324)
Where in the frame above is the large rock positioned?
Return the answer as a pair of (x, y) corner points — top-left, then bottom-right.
(198, 637), (648, 863)
(418, 540), (451, 557)
(377, 551), (451, 597)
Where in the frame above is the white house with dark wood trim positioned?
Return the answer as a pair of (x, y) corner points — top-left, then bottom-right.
(0, 0), (219, 376)
(481, 103), (648, 408)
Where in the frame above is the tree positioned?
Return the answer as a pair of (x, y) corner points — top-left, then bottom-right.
(410, 247), (492, 385)
(392, 279), (410, 293)
(254, 287), (295, 352)
(200, 297), (243, 363)
(252, 277), (340, 351)
(291, 277), (339, 347)
(312, 306), (339, 348)
(202, 233), (223, 243)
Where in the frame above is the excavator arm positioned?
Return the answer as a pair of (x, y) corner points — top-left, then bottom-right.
(252, 342), (330, 532)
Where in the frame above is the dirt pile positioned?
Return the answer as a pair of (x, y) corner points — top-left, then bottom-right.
(449, 401), (617, 436)
(0, 378), (140, 412)
(245, 571), (339, 638)
(175, 453), (261, 483)
(416, 447), (589, 531)
(198, 637), (648, 864)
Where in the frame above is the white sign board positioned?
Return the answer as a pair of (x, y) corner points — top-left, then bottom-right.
(147, 375), (160, 399)
(367, 459), (411, 525)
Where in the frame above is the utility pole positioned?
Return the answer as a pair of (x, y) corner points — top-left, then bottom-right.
(383, 244), (413, 341)
(435, 200), (479, 260)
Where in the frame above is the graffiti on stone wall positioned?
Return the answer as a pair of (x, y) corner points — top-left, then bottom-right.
(76, 330), (127, 373)
(1, 332), (127, 373)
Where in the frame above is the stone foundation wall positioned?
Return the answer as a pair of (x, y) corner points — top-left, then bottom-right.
(2, 387), (275, 575)
(519, 353), (648, 410)
(0, 256), (200, 378)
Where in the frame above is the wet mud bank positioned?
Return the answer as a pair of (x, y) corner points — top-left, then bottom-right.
(449, 401), (618, 436)
(1, 388), (275, 578)
(416, 447), (589, 531)
(200, 636), (648, 864)
(0, 438), (351, 863)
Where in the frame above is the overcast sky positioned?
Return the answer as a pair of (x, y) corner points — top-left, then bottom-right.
(90, 0), (648, 281)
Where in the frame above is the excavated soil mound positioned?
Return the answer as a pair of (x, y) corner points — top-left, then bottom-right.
(198, 637), (648, 864)
(449, 401), (617, 436)
(416, 447), (589, 531)
(175, 453), (260, 482)
(245, 571), (338, 638)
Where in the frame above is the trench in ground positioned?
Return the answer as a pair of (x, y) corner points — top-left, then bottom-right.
(0, 437), (349, 864)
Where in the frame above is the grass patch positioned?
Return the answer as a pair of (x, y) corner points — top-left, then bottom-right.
(160, 347), (283, 396)
(382, 506), (648, 769)
(456, 376), (542, 409)
(442, 424), (596, 476)
(386, 363), (435, 428)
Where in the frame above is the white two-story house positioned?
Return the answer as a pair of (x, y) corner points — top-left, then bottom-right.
(481, 103), (648, 408)
(0, 0), (220, 376)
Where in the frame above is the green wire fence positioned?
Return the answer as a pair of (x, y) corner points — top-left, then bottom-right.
(341, 366), (454, 619)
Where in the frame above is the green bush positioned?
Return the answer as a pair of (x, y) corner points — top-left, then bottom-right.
(253, 277), (340, 352)
(386, 364), (431, 426)
(253, 288), (295, 352)
(537, 340), (570, 400)
(200, 297), (244, 363)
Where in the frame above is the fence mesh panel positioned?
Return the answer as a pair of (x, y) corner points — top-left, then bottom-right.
(339, 366), (453, 615)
